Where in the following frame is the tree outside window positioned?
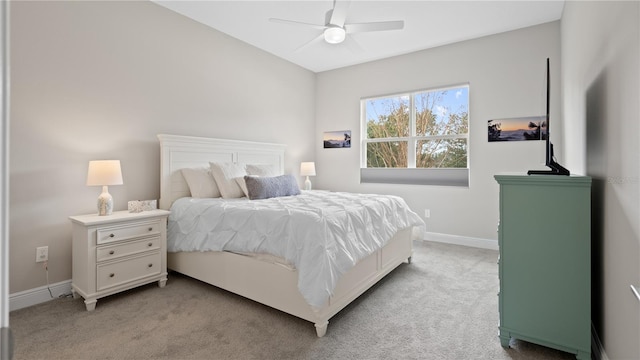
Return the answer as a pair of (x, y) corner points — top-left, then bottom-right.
(363, 85), (469, 169)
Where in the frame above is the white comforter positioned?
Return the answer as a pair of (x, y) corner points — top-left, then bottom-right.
(167, 191), (425, 308)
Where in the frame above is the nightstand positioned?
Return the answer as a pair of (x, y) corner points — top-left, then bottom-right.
(69, 209), (170, 311)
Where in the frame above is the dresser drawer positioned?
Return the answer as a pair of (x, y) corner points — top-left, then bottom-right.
(97, 220), (161, 245)
(96, 252), (161, 291)
(96, 236), (160, 262)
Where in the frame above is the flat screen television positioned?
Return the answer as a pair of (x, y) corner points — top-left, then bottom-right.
(528, 58), (570, 176)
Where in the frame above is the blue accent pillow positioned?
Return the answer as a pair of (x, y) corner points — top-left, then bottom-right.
(244, 175), (301, 200)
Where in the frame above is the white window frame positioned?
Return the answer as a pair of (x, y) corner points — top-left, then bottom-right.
(360, 84), (470, 187)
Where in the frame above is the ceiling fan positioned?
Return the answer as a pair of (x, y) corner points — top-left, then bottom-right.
(269, 0), (404, 48)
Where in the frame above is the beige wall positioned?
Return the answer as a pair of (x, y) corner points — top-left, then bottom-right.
(9, 1), (315, 293)
(10, 7), (638, 359)
(562, 1), (640, 359)
(315, 22), (561, 241)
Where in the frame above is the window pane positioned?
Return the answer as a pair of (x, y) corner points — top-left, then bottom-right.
(415, 87), (468, 136)
(416, 139), (467, 168)
(365, 96), (410, 139)
(367, 141), (408, 168)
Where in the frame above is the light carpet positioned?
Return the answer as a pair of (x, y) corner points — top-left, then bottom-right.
(10, 241), (575, 359)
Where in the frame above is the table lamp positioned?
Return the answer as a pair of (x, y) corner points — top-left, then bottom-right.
(300, 162), (316, 190)
(86, 160), (123, 216)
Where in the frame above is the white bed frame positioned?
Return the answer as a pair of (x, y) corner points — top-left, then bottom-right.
(158, 134), (413, 337)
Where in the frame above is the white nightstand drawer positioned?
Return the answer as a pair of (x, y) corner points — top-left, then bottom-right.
(96, 252), (161, 291)
(96, 236), (160, 262)
(97, 220), (161, 245)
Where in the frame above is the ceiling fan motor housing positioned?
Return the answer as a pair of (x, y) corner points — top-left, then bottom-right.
(324, 26), (346, 44)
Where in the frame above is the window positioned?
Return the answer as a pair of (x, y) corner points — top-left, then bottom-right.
(361, 85), (469, 186)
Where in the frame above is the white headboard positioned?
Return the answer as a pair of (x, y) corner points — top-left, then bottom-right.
(157, 134), (286, 210)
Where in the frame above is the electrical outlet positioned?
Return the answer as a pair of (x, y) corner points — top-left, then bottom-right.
(36, 246), (48, 263)
(424, 209), (431, 218)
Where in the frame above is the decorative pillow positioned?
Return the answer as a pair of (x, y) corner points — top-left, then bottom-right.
(246, 164), (281, 177)
(235, 175), (257, 197)
(180, 167), (220, 198)
(244, 174), (301, 200)
(209, 162), (247, 199)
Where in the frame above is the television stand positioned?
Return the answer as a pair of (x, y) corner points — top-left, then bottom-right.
(529, 170), (552, 175)
(528, 169), (566, 175)
(528, 160), (570, 176)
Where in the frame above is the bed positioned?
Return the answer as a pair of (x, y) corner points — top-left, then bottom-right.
(158, 134), (423, 337)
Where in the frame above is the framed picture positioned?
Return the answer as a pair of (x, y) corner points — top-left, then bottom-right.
(323, 130), (351, 148)
(488, 116), (547, 142)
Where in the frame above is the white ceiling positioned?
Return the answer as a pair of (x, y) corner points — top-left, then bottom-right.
(153, 0), (565, 73)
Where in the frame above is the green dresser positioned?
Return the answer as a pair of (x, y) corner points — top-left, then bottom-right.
(495, 175), (591, 360)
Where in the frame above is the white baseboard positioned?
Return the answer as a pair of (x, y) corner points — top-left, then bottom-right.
(424, 232), (498, 250)
(9, 279), (72, 312)
(592, 322), (609, 360)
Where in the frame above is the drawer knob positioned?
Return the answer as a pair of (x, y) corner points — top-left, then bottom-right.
(148, 263), (153, 268)
(148, 227), (153, 231)
(109, 273), (115, 278)
(148, 242), (153, 247)
(109, 250), (115, 255)
(109, 234), (115, 238)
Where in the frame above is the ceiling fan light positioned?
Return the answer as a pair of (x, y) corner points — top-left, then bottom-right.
(324, 27), (346, 44)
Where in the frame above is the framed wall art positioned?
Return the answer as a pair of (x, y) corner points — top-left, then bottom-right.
(488, 116), (546, 142)
(323, 130), (351, 148)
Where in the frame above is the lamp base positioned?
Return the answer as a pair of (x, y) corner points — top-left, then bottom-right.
(97, 185), (114, 216)
(304, 176), (312, 191)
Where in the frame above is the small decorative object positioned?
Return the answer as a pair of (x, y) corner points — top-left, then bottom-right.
(488, 116), (546, 142)
(323, 130), (351, 148)
(128, 201), (143, 213)
(300, 162), (316, 190)
(141, 200), (157, 211)
(128, 200), (157, 213)
(86, 160), (123, 216)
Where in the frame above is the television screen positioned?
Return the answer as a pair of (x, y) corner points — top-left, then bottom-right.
(528, 58), (569, 176)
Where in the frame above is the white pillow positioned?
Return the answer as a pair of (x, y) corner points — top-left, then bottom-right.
(246, 164), (281, 177)
(181, 167), (220, 198)
(209, 162), (247, 199)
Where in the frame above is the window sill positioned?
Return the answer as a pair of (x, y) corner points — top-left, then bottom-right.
(360, 168), (469, 187)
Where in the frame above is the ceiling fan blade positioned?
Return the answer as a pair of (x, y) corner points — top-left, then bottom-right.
(344, 35), (364, 53)
(294, 33), (325, 52)
(345, 20), (404, 34)
(269, 18), (327, 31)
(329, 0), (351, 27)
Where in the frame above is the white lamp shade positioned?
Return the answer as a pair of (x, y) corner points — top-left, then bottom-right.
(300, 162), (316, 177)
(86, 160), (123, 186)
(324, 27), (346, 44)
